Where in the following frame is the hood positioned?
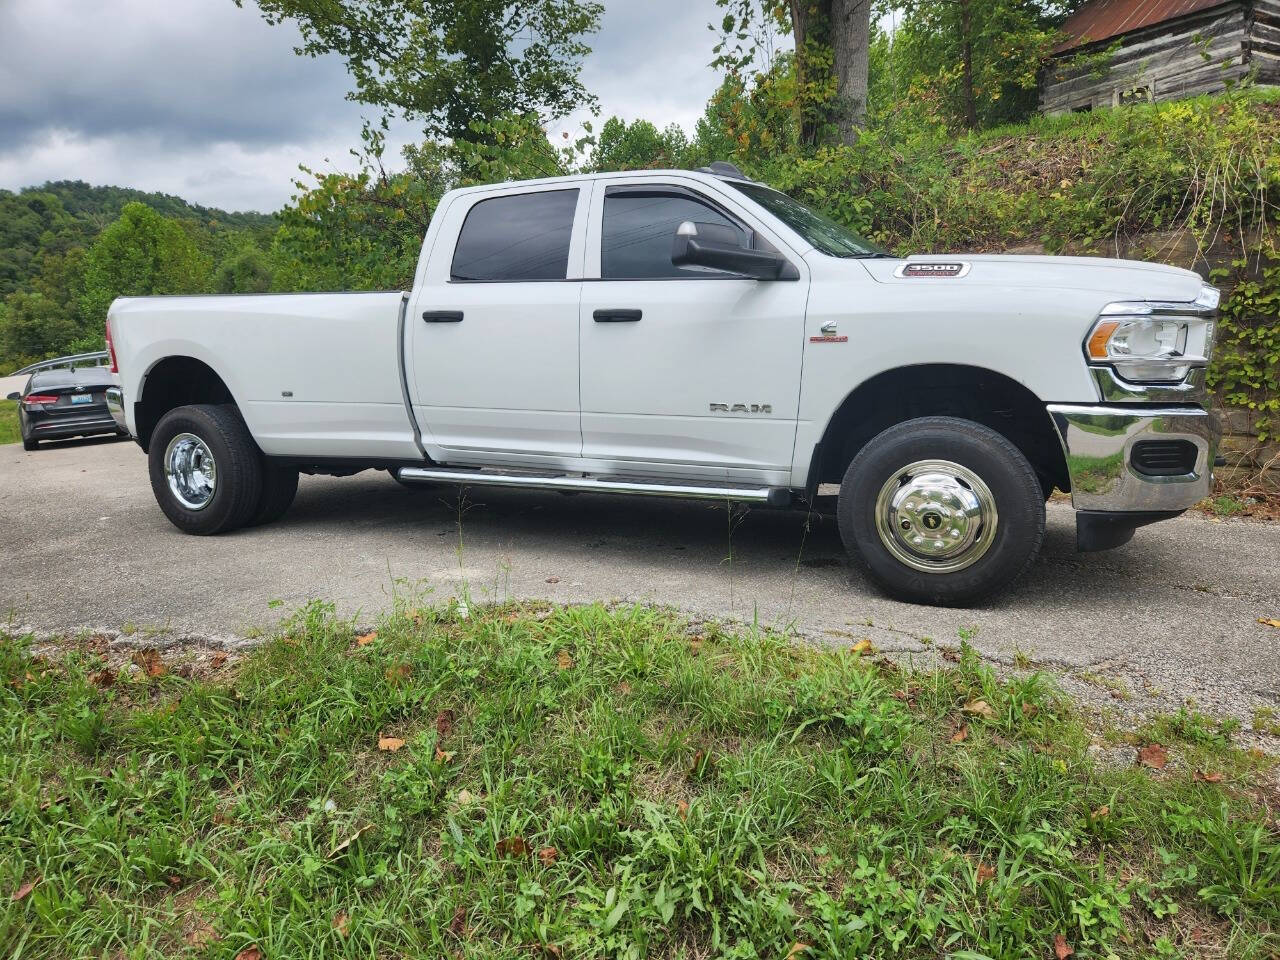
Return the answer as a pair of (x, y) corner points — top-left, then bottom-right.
(857, 253), (1207, 303)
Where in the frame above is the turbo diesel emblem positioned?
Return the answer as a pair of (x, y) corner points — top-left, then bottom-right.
(710, 403), (773, 414)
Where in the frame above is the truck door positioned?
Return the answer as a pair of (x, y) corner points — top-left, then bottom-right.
(408, 186), (587, 463)
(578, 180), (808, 482)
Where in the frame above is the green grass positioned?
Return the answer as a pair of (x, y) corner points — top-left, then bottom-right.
(2, 601), (1277, 959)
(0, 398), (19, 445)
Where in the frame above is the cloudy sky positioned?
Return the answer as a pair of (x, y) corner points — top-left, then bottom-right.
(0, 0), (762, 213)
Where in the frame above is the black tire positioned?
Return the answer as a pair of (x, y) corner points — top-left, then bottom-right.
(246, 460), (299, 527)
(837, 416), (1045, 607)
(148, 404), (263, 535)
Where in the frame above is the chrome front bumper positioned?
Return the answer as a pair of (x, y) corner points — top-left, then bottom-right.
(106, 386), (128, 435)
(1047, 403), (1218, 512)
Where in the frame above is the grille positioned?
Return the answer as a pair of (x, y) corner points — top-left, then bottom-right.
(1131, 440), (1198, 477)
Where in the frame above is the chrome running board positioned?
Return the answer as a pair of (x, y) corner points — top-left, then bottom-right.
(395, 466), (789, 505)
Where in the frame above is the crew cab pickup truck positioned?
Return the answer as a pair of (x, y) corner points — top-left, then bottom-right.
(106, 162), (1220, 605)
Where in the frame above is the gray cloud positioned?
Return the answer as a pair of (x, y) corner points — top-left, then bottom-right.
(0, 0), (778, 211)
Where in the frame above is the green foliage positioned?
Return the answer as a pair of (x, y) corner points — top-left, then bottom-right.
(213, 239), (274, 294)
(1207, 248), (1280, 441)
(887, 0), (1082, 130)
(2, 602), (1278, 957)
(240, 0), (603, 143)
(0, 399), (19, 446)
(591, 117), (697, 172)
(79, 203), (213, 333)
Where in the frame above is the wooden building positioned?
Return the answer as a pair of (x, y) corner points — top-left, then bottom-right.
(1041, 0), (1280, 114)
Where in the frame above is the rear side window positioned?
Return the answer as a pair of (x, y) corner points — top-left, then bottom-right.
(601, 189), (747, 279)
(450, 189), (578, 281)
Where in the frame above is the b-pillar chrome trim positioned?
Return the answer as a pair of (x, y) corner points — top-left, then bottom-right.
(1046, 403), (1218, 512)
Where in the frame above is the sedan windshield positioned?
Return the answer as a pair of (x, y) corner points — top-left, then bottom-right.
(727, 181), (886, 258)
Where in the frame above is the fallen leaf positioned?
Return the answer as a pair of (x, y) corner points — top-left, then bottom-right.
(976, 861), (995, 885)
(1137, 743), (1168, 769)
(538, 845), (559, 866)
(435, 709), (455, 737)
(434, 747), (455, 763)
(1091, 803), (1110, 820)
(377, 736), (406, 752)
(211, 651), (228, 668)
(11, 877), (38, 901)
(556, 649), (574, 670)
(167, 874), (184, 888)
(1194, 770), (1224, 783)
(676, 800), (689, 820)
(448, 904), (467, 937)
(234, 947), (262, 960)
(183, 919), (220, 947)
(786, 943), (809, 959)
(332, 910), (349, 936)
(385, 663), (412, 684)
(355, 631), (377, 647)
(89, 668), (116, 688)
(456, 789), (474, 805)
(545, 576), (560, 584)
(327, 823), (375, 858)
(39, 794), (66, 811)
(616, 681), (632, 695)
(496, 835), (529, 858)
(176, 663), (194, 679)
(542, 946), (563, 958)
(950, 723), (970, 744)
(689, 635), (704, 654)
(1053, 933), (1074, 959)
(941, 647), (961, 662)
(962, 699), (995, 718)
(850, 638), (873, 656)
(1021, 701), (1039, 717)
(409, 609), (424, 627)
(132, 648), (167, 678)
(1258, 618), (1280, 629)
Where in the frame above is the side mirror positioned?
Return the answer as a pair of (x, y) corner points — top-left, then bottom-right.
(671, 221), (799, 280)
(5, 392), (19, 401)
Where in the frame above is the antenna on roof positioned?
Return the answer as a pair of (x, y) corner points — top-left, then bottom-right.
(695, 161), (750, 180)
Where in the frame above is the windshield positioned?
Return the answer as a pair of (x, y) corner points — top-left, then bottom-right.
(727, 181), (886, 258)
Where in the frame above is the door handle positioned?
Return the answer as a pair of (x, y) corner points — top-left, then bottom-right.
(593, 309), (642, 322)
(422, 310), (464, 322)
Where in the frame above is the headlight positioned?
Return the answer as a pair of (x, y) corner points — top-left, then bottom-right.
(1084, 285), (1218, 384)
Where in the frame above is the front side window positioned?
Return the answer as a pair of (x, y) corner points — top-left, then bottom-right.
(727, 181), (884, 258)
(601, 189), (748, 279)
(451, 189), (578, 281)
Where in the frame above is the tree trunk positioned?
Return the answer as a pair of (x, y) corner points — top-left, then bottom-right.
(960, 0), (978, 129)
(789, 0), (819, 146)
(830, 0), (871, 142)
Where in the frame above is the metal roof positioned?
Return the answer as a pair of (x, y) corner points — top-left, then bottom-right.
(1053, 0), (1230, 53)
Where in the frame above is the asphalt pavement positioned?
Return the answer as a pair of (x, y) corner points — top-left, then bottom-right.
(2, 437), (1278, 730)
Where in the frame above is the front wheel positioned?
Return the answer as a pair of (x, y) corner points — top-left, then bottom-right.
(148, 404), (263, 535)
(837, 416), (1045, 606)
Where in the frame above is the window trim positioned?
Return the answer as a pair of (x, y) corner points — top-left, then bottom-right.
(447, 187), (581, 284)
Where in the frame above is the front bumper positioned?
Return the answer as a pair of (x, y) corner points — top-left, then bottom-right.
(1047, 403), (1218, 512)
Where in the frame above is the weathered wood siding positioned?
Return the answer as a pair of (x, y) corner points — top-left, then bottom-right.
(1251, 0), (1280, 83)
(1042, 0), (1253, 113)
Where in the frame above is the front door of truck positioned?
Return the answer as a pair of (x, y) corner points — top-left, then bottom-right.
(408, 186), (588, 463)
(577, 180), (808, 481)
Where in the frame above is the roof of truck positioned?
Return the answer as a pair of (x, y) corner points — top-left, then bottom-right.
(442, 166), (753, 198)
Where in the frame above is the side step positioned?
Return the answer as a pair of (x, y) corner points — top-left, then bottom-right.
(395, 466), (790, 506)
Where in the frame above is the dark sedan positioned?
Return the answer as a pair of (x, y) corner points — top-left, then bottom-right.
(9, 367), (126, 451)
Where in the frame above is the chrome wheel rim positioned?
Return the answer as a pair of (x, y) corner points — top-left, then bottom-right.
(874, 459), (997, 573)
(164, 433), (217, 511)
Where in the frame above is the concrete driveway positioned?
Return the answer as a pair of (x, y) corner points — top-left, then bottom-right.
(2, 438), (1278, 729)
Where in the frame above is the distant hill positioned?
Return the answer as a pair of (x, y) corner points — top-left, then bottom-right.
(0, 181), (278, 299)
(26, 180), (277, 231)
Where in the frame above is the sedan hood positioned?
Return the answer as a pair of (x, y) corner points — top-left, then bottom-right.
(858, 253), (1206, 303)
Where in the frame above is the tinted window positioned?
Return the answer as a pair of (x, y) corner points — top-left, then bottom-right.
(727, 181), (884, 257)
(601, 190), (747, 279)
(451, 189), (578, 281)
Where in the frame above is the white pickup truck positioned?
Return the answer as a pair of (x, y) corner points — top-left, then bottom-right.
(106, 162), (1220, 605)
